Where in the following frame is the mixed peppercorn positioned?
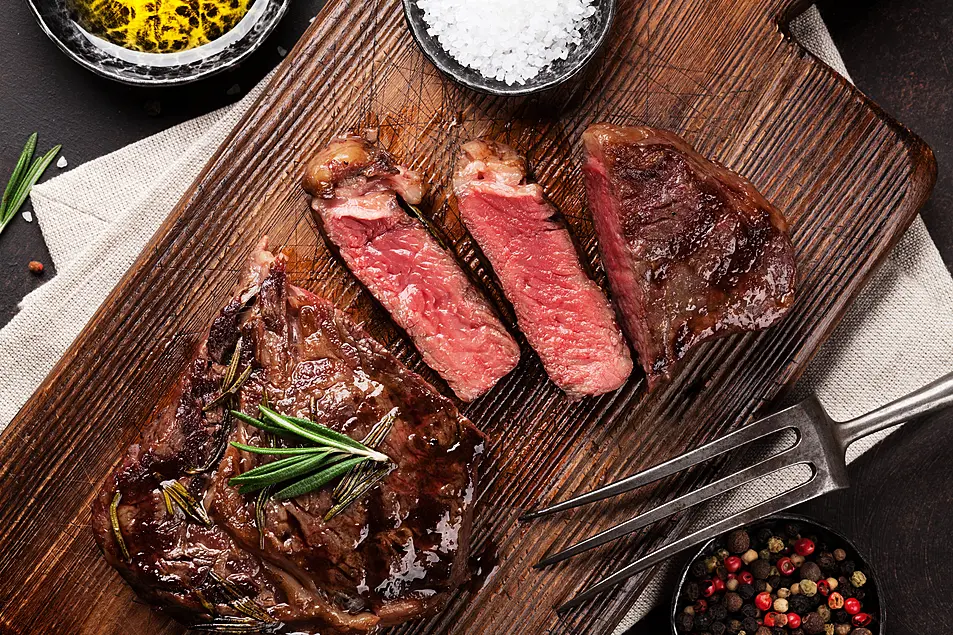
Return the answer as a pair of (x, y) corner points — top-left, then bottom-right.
(675, 520), (877, 635)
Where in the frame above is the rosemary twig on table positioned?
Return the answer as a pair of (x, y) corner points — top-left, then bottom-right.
(1, 133), (61, 237)
(229, 406), (394, 513)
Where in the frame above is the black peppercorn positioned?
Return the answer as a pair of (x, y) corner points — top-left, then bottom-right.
(727, 619), (742, 634)
(711, 603), (728, 621)
(754, 579), (768, 593)
(695, 612), (712, 630)
(767, 574), (781, 588)
(788, 594), (812, 615)
(799, 561), (822, 582)
(757, 528), (774, 544)
(741, 603), (759, 618)
(725, 592), (743, 613)
(742, 616), (759, 633)
(784, 522), (801, 538)
(691, 558), (708, 578)
(712, 622), (727, 635)
(849, 629), (872, 635)
(839, 560), (856, 576)
(790, 630), (806, 635)
(772, 628), (786, 635)
(738, 584), (755, 601)
(832, 609), (849, 623)
(751, 559), (772, 580)
(816, 551), (835, 572)
(683, 581), (700, 602)
(853, 589), (865, 601)
(727, 529), (751, 554)
(802, 612), (825, 634)
(675, 612), (694, 633)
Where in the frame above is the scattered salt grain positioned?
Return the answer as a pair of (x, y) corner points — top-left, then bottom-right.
(56, 156), (68, 169)
(416, 0), (597, 86)
(277, 46), (288, 57)
(22, 211), (33, 223)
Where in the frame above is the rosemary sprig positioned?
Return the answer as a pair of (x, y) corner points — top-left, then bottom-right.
(1, 133), (61, 237)
(228, 405), (393, 510)
(160, 478), (212, 526)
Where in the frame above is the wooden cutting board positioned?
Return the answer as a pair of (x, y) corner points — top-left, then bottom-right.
(0, 0), (935, 633)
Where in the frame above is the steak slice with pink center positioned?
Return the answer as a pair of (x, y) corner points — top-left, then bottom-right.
(582, 123), (797, 388)
(453, 139), (633, 398)
(304, 136), (520, 401)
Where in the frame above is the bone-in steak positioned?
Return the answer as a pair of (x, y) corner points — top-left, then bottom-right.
(304, 135), (521, 402)
(91, 241), (485, 634)
(582, 124), (797, 387)
(453, 139), (633, 398)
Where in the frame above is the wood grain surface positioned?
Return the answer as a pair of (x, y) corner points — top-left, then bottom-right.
(0, 0), (936, 633)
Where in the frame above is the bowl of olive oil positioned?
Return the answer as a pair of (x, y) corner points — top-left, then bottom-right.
(27, 0), (289, 85)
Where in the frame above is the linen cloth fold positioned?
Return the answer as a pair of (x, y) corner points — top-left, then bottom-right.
(0, 6), (950, 632)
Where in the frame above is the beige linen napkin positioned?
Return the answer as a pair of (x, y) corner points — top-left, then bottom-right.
(0, 6), (950, 631)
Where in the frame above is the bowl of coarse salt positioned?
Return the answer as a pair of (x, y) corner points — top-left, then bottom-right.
(403, 0), (616, 96)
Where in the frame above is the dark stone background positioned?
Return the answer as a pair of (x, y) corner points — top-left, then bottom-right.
(0, 1), (949, 634)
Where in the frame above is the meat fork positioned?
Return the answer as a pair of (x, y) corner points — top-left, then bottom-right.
(521, 371), (953, 612)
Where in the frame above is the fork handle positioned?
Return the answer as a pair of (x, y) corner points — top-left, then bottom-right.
(835, 371), (953, 447)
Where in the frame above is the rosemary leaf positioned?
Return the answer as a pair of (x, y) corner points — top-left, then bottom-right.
(109, 491), (131, 562)
(229, 453), (338, 490)
(222, 338), (243, 389)
(325, 464), (391, 521)
(0, 133), (36, 216)
(258, 406), (388, 461)
(229, 442), (333, 456)
(230, 410), (285, 436)
(273, 456), (369, 501)
(161, 479), (212, 526)
(333, 409), (397, 501)
(255, 486), (272, 550)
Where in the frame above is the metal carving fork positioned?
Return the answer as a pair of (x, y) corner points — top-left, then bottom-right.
(521, 371), (953, 612)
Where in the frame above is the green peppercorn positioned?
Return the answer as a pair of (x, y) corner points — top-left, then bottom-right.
(759, 548), (772, 561)
(728, 529), (751, 554)
(835, 625), (851, 635)
(773, 597), (789, 613)
(800, 579), (818, 596)
(800, 562), (822, 582)
(850, 571), (866, 587)
(717, 548), (731, 561)
(833, 548), (846, 562)
(817, 605), (832, 621)
(824, 625), (834, 635)
(767, 536), (785, 553)
(705, 555), (719, 573)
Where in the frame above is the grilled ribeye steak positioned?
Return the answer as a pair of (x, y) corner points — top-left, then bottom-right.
(582, 124), (797, 387)
(304, 135), (521, 402)
(453, 139), (633, 398)
(91, 241), (485, 634)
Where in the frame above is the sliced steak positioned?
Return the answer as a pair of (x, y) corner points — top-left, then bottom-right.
(453, 139), (633, 398)
(91, 240), (485, 634)
(582, 124), (797, 388)
(303, 135), (520, 402)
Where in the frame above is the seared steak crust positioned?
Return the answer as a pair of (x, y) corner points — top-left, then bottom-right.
(92, 241), (484, 634)
(582, 124), (797, 387)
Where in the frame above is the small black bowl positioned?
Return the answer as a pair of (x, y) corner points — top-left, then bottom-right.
(402, 0), (616, 96)
(27, 0), (289, 86)
(671, 514), (885, 634)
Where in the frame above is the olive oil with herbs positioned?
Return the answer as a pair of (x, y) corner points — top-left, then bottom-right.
(69, 0), (252, 53)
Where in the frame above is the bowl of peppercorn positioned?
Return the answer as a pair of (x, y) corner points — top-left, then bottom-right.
(672, 515), (883, 635)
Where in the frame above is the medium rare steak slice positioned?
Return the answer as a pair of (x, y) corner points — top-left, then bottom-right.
(303, 135), (520, 402)
(91, 240), (485, 634)
(582, 124), (797, 388)
(453, 139), (633, 398)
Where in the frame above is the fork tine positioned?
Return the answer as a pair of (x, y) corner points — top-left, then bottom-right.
(535, 444), (802, 568)
(555, 465), (824, 613)
(520, 411), (797, 521)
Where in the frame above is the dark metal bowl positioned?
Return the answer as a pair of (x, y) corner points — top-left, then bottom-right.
(401, 0), (616, 96)
(671, 514), (885, 634)
(26, 0), (289, 86)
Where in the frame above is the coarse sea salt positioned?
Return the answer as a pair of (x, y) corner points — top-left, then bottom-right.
(416, 0), (597, 86)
